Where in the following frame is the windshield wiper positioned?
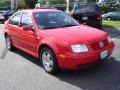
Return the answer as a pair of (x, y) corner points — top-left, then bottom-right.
(60, 24), (78, 27)
(41, 24), (78, 30)
(41, 26), (60, 29)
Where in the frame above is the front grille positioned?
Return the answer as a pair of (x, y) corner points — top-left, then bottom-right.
(89, 39), (108, 51)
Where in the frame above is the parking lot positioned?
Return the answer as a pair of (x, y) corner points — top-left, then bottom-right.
(0, 24), (120, 90)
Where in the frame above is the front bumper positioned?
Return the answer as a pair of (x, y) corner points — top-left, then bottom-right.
(57, 42), (114, 69)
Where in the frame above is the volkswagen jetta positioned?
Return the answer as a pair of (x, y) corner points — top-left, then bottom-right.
(4, 9), (114, 74)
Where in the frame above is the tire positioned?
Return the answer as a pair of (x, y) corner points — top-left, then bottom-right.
(107, 17), (111, 21)
(40, 47), (59, 74)
(5, 35), (14, 51)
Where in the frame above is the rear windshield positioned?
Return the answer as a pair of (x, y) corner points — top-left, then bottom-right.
(73, 4), (99, 13)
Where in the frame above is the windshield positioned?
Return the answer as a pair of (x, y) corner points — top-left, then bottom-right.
(33, 11), (79, 29)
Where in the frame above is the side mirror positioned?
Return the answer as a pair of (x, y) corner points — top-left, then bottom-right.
(22, 25), (33, 31)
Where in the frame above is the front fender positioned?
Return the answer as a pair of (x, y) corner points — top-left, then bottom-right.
(37, 37), (59, 55)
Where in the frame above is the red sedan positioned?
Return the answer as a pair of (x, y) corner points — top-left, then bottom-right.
(4, 9), (114, 74)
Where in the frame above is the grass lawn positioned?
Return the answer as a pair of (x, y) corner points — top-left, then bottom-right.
(102, 20), (120, 28)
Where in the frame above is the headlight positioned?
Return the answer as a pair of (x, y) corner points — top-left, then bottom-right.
(71, 44), (88, 53)
(107, 36), (112, 43)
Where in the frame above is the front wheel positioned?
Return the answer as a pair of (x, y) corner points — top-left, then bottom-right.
(40, 47), (59, 74)
(107, 17), (111, 21)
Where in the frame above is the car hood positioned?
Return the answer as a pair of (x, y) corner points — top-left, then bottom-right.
(41, 25), (108, 45)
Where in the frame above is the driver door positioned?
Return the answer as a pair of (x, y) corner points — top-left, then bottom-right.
(18, 13), (39, 55)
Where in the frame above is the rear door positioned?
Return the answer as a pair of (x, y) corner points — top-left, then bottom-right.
(116, 13), (120, 20)
(119, 13), (120, 20)
(111, 13), (118, 20)
(7, 12), (22, 46)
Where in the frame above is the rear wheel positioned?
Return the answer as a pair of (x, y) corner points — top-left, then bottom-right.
(5, 35), (14, 50)
(40, 47), (58, 74)
(107, 17), (111, 21)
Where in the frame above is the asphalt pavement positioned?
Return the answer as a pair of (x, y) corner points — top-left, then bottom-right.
(0, 24), (120, 90)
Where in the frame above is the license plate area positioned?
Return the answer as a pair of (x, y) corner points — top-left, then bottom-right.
(82, 17), (88, 20)
(100, 50), (108, 59)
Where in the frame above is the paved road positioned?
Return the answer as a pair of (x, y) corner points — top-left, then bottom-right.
(0, 24), (120, 90)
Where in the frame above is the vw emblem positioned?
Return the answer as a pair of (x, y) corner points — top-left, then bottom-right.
(99, 42), (104, 48)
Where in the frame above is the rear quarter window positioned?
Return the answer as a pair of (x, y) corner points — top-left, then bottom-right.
(9, 13), (22, 26)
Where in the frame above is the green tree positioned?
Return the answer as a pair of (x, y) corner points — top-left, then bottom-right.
(24, 0), (37, 8)
(0, 0), (11, 10)
(18, 0), (26, 9)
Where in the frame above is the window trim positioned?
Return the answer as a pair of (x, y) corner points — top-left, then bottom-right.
(9, 12), (22, 26)
(20, 13), (34, 28)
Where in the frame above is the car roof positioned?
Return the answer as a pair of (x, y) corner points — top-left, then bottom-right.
(18, 9), (60, 14)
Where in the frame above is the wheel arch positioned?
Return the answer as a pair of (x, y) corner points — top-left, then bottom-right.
(38, 43), (60, 68)
(38, 44), (58, 57)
